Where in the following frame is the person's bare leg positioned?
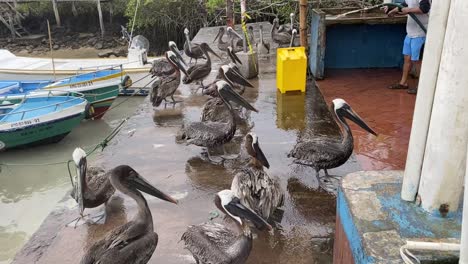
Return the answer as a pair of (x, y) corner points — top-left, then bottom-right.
(400, 55), (412, 86)
(408, 60), (422, 94)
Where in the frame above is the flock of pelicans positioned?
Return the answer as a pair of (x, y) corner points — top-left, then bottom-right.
(67, 19), (378, 264)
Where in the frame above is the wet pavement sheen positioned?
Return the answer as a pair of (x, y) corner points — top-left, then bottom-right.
(12, 26), (415, 264)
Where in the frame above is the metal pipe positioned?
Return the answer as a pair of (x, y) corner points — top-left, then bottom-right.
(418, 0), (468, 215)
(401, 0), (451, 202)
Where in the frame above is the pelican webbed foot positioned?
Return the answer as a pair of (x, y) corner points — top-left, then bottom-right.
(66, 211), (107, 228)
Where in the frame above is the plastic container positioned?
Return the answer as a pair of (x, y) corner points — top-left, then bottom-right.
(276, 47), (307, 93)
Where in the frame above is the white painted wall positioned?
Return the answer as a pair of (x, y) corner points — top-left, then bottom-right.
(401, 0), (452, 201)
(418, 0), (468, 215)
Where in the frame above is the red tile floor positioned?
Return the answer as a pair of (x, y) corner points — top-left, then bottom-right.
(318, 69), (417, 170)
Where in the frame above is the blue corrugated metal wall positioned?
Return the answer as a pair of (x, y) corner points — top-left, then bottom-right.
(324, 23), (407, 69)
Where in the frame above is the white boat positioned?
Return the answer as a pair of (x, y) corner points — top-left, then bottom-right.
(0, 49), (159, 93)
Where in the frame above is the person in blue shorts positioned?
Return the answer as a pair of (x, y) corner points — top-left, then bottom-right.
(385, 0), (431, 94)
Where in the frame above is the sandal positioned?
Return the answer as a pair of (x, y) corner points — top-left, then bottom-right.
(407, 88), (417, 94)
(388, 83), (409, 89)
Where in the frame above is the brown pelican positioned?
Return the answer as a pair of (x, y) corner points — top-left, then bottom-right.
(149, 41), (186, 77)
(272, 18), (291, 47)
(81, 165), (178, 264)
(201, 65), (254, 123)
(177, 80), (257, 161)
(231, 133), (283, 220)
(289, 99), (377, 178)
(290, 29), (298, 47)
(182, 43), (221, 90)
(150, 51), (186, 107)
(247, 26), (256, 47)
(214, 27), (244, 53)
(184, 28), (205, 64)
(278, 13), (295, 35)
(256, 25), (270, 55)
(70, 147), (115, 224)
(181, 189), (272, 264)
(227, 27), (244, 53)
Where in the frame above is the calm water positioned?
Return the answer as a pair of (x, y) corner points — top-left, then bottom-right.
(0, 96), (144, 263)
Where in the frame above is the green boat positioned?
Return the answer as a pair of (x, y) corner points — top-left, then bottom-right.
(0, 93), (87, 150)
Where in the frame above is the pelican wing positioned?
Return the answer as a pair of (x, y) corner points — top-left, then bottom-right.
(182, 121), (231, 147)
(81, 221), (157, 264)
(231, 168), (283, 219)
(201, 98), (228, 122)
(289, 137), (345, 166)
(185, 64), (211, 82)
(182, 222), (237, 264)
(150, 59), (174, 77)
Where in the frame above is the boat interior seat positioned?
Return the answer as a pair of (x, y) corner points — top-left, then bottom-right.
(0, 82), (20, 96)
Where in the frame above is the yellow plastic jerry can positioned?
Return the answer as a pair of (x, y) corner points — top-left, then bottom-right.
(276, 47), (307, 93)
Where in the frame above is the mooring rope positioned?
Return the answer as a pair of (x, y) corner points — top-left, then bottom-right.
(0, 72), (154, 173)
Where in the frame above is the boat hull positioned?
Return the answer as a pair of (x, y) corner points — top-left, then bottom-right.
(0, 113), (84, 150)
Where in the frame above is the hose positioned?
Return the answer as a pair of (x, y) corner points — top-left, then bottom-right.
(380, 3), (427, 34)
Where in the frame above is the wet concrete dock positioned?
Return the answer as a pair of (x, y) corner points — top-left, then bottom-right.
(12, 24), (416, 264)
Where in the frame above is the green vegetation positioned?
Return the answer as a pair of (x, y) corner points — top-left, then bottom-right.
(4, 0), (383, 54)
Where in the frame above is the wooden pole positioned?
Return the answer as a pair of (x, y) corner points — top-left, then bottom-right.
(47, 20), (56, 81)
(299, 0), (308, 47)
(97, 0), (105, 38)
(226, 0), (234, 27)
(241, 0), (247, 52)
(51, 0), (61, 27)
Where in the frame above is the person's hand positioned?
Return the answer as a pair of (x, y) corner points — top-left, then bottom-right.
(399, 7), (409, 15)
(383, 6), (389, 14)
(387, 7), (399, 17)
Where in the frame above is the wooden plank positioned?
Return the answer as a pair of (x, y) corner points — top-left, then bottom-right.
(309, 9), (326, 79)
(299, 0), (307, 47)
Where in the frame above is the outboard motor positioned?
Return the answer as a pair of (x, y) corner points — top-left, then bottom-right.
(122, 26), (150, 67)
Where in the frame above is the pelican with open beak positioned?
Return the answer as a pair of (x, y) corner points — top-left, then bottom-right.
(289, 98), (377, 178)
(81, 165), (177, 264)
(177, 80), (257, 162)
(182, 189), (271, 264)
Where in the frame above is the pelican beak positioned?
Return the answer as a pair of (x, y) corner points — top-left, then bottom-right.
(214, 29), (222, 43)
(230, 29), (244, 40)
(222, 66), (254, 88)
(228, 47), (242, 65)
(342, 107), (377, 136)
(253, 139), (270, 169)
(130, 173), (178, 204)
(204, 44), (221, 60)
(225, 198), (272, 231)
(202, 83), (217, 96)
(217, 81), (257, 112)
(169, 54), (188, 76)
(169, 44), (187, 67)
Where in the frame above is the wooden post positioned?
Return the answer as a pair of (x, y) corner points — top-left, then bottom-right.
(241, 0), (247, 52)
(226, 0), (234, 27)
(299, 0), (308, 47)
(7, 14), (15, 38)
(97, 0), (105, 38)
(47, 20), (56, 81)
(51, 0), (61, 27)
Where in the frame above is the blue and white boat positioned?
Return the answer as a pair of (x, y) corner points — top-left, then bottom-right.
(0, 69), (127, 119)
(0, 92), (87, 150)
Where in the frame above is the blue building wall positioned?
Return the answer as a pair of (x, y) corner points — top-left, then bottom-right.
(324, 23), (406, 69)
